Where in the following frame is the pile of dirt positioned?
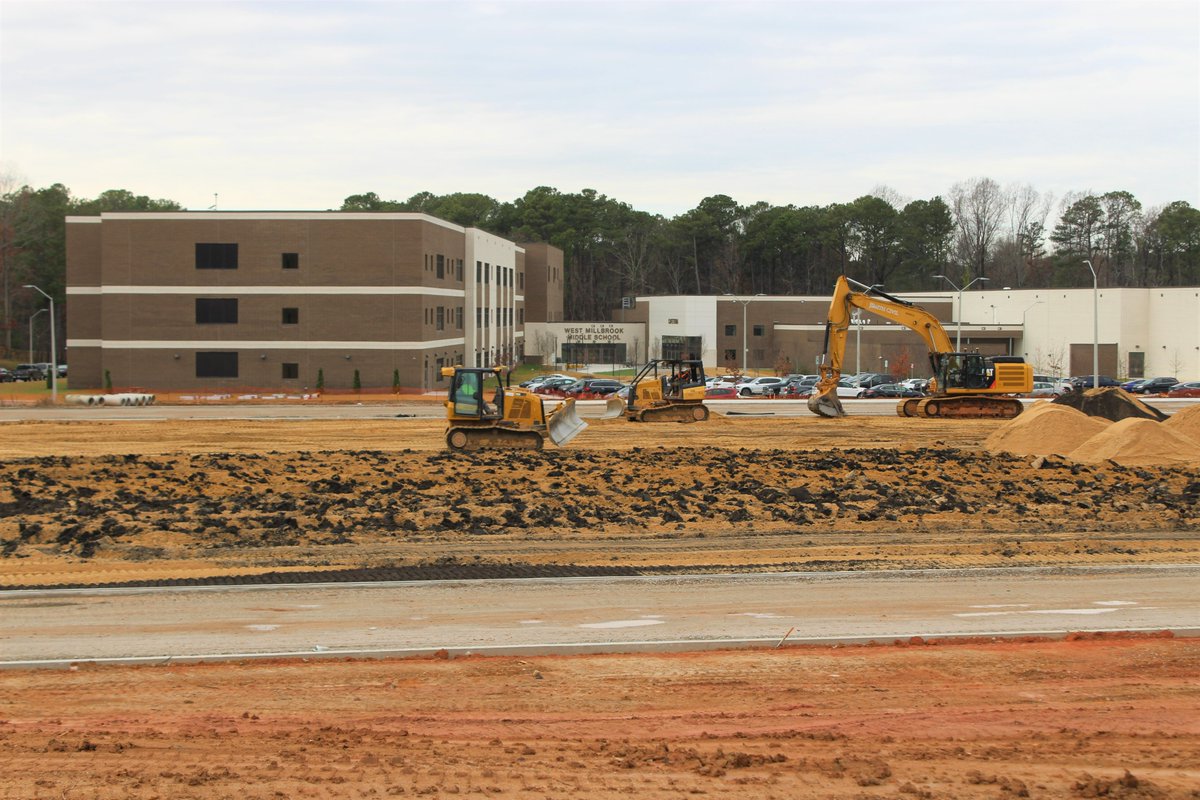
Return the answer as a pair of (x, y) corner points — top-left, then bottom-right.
(1069, 417), (1200, 465)
(1163, 403), (1200, 445)
(985, 402), (1111, 456)
(1052, 386), (1168, 422)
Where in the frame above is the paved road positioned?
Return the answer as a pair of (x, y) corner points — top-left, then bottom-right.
(2, 566), (1196, 668)
(0, 397), (1191, 421)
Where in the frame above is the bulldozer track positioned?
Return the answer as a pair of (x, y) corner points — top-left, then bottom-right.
(629, 403), (710, 423)
(445, 426), (544, 450)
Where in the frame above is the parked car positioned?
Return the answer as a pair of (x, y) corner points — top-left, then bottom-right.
(1166, 381), (1200, 398)
(704, 385), (739, 399)
(774, 375), (818, 396)
(0, 368), (12, 383)
(1129, 377), (1178, 395)
(708, 374), (742, 389)
(1029, 381), (1061, 397)
(858, 383), (925, 399)
(562, 378), (625, 397)
(11, 363), (45, 381)
(796, 379), (860, 399)
(520, 372), (572, 389)
(849, 373), (892, 390)
(532, 377), (577, 395)
(735, 376), (787, 396)
(1068, 375), (1122, 389)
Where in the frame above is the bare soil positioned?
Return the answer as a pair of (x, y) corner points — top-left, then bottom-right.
(2, 410), (1199, 798)
(1, 636), (1197, 799)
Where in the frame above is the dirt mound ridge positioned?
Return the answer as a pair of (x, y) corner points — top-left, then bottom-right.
(1163, 403), (1200, 445)
(1052, 386), (1167, 422)
(985, 403), (1111, 456)
(1069, 417), (1200, 465)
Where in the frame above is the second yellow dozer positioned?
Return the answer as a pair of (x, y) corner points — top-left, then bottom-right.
(807, 276), (1032, 419)
(622, 358), (710, 423)
(442, 366), (588, 450)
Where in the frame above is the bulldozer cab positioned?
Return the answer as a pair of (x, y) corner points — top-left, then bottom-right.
(448, 368), (501, 419)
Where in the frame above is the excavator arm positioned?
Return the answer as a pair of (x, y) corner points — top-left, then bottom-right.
(808, 275), (954, 418)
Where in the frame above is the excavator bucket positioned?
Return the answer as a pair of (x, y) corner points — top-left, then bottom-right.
(547, 398), (588, 446)
(807, 387), (846, 418)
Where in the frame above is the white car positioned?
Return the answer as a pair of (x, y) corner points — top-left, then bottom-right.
(735, 376), (787, 396)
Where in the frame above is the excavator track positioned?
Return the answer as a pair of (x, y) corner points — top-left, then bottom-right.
(628, 402), (710, 423)
(445, 425), (545, 451)
(907, 396), (1024, 419)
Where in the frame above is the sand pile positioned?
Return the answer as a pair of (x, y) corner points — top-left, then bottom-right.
(1052, 386), (1167, 421)
(985, 402), (1111, 456)
(1163, 404), (1200, 446)
(1069, 417), (1200, 465)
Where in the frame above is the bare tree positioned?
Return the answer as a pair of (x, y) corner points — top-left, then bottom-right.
(950, 177), (1007, 280)
(1005, 184), (1053, 287)
(870, 184), (911, 211)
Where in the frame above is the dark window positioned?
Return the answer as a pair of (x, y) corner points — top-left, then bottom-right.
(753, 325), (765, 336)
(196, 243), (238, 269)
(724, 324), (736, 336)
(456, 307), (463, 329)
(281, 252), (299, 269)
(196, 352), (238, 378)
(282, 307), (299, 325)
(436, 307), (445, 331)
(456, 259), (463, 281)
(484, 263), (490, 284)
(723, 349), (736, 362)
(195, 298), (238, 324)
(436, 254), (445, 279)
(476, 261), (482, 281)
(519, 272), (524, 290)
(519, 308), (524, 324)
(282, 363), (299, 380)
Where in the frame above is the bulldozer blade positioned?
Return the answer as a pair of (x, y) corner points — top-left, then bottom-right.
(807, 388), (846, 418)
(600, 396), (626, 419)
(547, 398), (588, 446)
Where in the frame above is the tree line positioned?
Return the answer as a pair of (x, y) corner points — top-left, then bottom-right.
(2, 178), (1197, 358)
(343, 181), (1200, 321)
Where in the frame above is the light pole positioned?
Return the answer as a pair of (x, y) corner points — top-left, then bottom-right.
(23, 284), (57, 402)
(724, 293), (762, 373)
(1083, 260), (1098, 388)
(851, 284), (883, 376)
(933, 274), (990, 351)
(29, 307), (47, 364)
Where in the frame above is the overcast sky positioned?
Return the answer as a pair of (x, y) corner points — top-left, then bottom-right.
(2, 0), (1197, 216)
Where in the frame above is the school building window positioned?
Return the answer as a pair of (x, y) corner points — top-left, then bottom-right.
(195, 298), (238, 324)
(195, 243), (238, 270)
(196, 352), (238, 378)
(282, 363), (299, 379)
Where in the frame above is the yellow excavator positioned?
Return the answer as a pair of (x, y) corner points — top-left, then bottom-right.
(622, 358), (710, 423)
(808, 276), (1033, 419)
(442, 366), (587, 450)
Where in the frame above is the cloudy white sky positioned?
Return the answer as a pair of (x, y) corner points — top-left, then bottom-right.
(2, 0), (1197, 215)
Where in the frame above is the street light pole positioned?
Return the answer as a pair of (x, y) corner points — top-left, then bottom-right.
(1083, 260), (1098, 389)
(23, 284), (57, 403)
(724, 293), (762, 373)
(29, 307), (47, 365)
(933, 274), (990, 351)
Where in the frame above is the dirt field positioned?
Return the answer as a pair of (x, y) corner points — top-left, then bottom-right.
(2, 409), (1199, 798)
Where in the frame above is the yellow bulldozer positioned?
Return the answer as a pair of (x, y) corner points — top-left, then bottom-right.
(621, 358), (710, 423)
(442, 366), (588, 450)
(808, 276), (1033, 419)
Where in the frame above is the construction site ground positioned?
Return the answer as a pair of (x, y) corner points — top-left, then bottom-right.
(2, 404), (1198, 798)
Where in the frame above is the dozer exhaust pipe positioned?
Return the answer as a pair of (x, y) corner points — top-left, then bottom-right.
(547, 398), (588, 446)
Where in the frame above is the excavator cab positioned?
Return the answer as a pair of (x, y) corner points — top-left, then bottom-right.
(442, 366), (587, 450)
